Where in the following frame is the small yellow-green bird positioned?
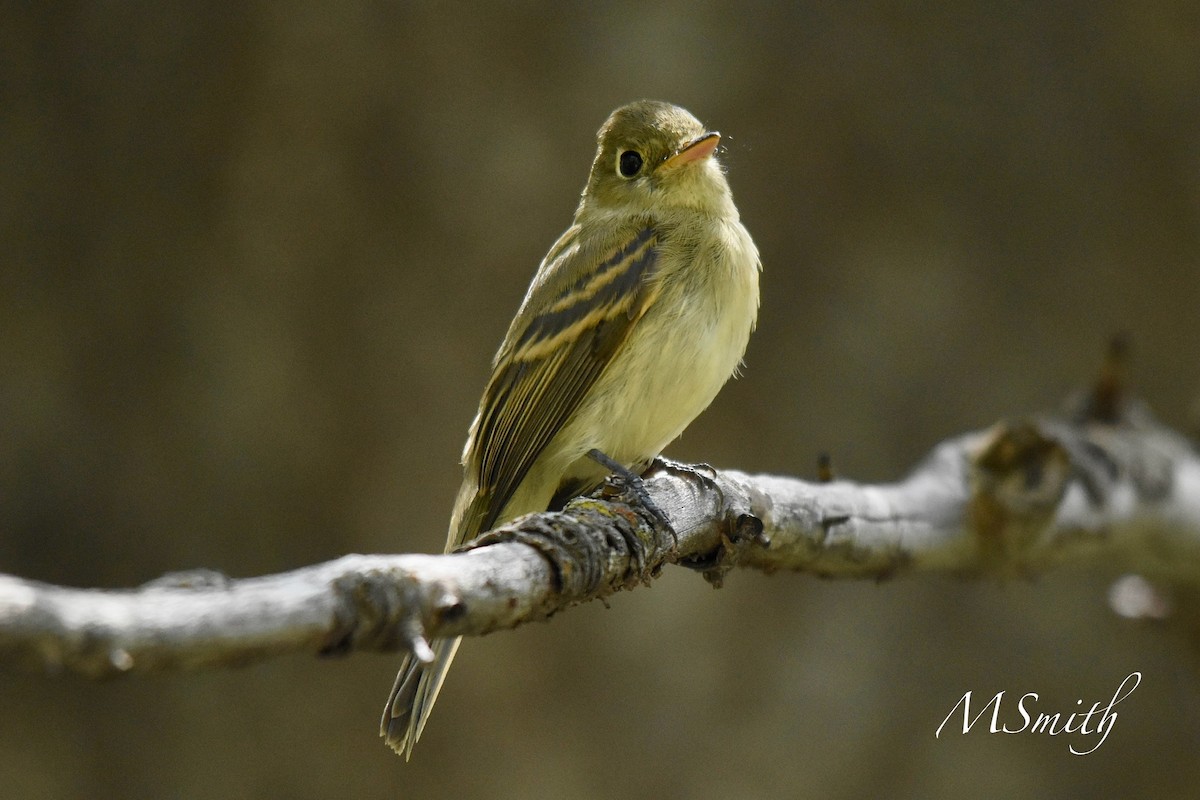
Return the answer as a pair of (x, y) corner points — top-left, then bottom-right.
(381, 99), (761, 758)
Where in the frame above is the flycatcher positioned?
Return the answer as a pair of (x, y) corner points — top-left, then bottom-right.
(381, 99), (761, 758)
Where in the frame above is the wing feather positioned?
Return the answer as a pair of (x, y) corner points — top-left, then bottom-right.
(468, 227), (660, 534)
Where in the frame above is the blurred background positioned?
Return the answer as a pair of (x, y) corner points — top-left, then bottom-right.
(2, 2), (1199, 798)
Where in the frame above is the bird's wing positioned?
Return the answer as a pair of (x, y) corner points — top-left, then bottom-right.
(466, 225), (661, 536)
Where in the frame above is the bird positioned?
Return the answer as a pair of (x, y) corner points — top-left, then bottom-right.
(381, 99), (760, 758)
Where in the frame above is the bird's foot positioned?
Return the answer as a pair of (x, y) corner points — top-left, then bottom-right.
(587, 448), (672, 533)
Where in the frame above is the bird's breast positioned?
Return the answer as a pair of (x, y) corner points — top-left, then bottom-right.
(568, 217), (760, 464)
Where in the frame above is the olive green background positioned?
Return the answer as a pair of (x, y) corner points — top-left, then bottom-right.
(2, 3), (1199, 798)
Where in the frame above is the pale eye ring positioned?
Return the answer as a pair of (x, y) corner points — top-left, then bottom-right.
(617, 150), (643, 178)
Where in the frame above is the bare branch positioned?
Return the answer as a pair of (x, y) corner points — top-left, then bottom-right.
(1, 380), (1198, 678)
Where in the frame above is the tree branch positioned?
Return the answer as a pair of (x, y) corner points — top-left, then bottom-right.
(2, 353), (1198, 678)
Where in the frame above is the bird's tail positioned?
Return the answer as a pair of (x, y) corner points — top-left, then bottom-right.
(380, 476), (491, 758)
(379, 636), (463, 759)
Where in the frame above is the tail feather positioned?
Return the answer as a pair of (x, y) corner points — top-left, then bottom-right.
(380, 479), (484, 758)
(380, 637), (463, 759)
(380, 463), (564, 757)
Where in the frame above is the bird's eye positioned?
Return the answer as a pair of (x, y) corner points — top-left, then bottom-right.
(618, 150), (643, 178)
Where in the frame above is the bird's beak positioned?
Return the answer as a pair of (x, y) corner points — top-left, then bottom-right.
(662, 131), (720, 170)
